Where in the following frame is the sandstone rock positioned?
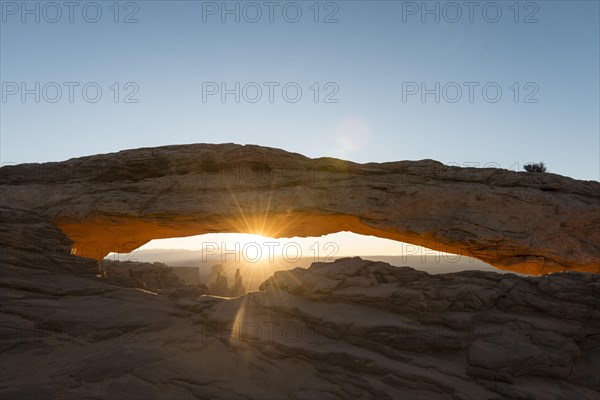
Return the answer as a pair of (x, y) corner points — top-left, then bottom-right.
(1, 144), (599, 399)
(246, 257), (600, 398)
(1, 251), (598, 399)
(102, 260), (202, 290)
(1, 143), (598, 274)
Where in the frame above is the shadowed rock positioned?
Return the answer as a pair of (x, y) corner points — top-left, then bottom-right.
(1, 256), (597, 399)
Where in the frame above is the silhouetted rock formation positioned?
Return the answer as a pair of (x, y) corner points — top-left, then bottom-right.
(209, 272), (229, 297)
(207, 267), (247, 297)
(1, 143), (598, 274)
(206, 264), (225, 288)
(102, 260), (203, 291)
(229, 268), (246, 297)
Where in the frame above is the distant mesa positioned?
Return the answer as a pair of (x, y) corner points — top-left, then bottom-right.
(100, 260), (250, 298)
(101, 259), (209, 295)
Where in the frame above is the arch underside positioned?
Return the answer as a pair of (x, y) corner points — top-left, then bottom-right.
(57, 211), (594, 276)
(1, 143), (598, 275)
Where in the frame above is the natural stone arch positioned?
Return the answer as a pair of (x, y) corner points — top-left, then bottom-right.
(1, 143), (598, 275)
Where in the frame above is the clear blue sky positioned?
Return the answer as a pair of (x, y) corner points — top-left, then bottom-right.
(2, 0), (599, 181)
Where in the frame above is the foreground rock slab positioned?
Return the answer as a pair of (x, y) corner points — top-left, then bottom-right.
(1, 257), (598, 399)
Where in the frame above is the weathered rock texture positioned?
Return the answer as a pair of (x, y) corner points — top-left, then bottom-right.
(1, 257), (598, 399)
(1, 143), (599, 274)
(102, 260), (204, 290)
(1, 143), (599, 399)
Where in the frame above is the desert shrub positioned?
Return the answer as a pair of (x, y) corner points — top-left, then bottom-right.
(524, 162), (547, 173)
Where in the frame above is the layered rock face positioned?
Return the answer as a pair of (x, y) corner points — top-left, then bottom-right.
(1, 257), (598, 399)
(1, 143), (599, 274)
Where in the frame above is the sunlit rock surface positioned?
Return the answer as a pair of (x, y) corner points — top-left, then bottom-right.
(1, 143), (599, 274)
(0, 256), (598, 399)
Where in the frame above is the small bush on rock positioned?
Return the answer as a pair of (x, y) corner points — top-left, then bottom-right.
(524, 162), (547, 173)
